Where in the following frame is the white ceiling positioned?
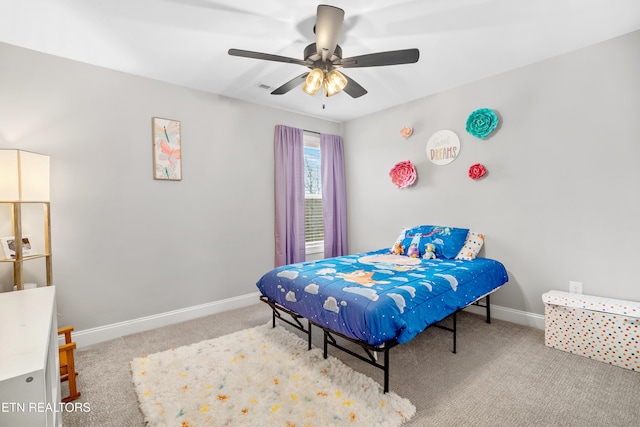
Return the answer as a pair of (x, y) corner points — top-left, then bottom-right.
(1, 0), (639, 122)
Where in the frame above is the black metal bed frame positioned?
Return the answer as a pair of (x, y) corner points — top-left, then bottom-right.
(260, 293), (492, 393)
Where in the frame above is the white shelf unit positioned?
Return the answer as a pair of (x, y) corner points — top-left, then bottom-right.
(0, 286), (61, 426)
(0, 201), (53, 291)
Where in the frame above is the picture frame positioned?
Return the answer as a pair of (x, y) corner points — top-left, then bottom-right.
(0, 236), (34, 260)
(152, 117), (182, 181)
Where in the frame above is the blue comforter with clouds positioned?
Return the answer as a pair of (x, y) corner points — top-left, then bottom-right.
(256, 249), (509, 346)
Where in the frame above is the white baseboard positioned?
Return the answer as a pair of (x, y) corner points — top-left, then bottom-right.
(68, 292), (261, 348)
(68, 292), (544, 348)
(464, 303), (545, 330)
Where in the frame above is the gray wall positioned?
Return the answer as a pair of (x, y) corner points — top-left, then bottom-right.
(1, 30), (638, 335)
(343, 31), (640, 315)
(0, 42), (340, 331)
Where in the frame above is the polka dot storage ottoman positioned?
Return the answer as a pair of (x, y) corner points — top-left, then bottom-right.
(542, 290), (639, 371)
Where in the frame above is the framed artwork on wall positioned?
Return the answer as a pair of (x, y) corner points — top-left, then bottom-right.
(152, 117), (182, 181)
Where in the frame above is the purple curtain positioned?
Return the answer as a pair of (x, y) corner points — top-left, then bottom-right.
(320, 133), (348, 258)
(274, 125), (305, 267)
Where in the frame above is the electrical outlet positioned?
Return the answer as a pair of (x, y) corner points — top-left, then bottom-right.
(569, 281), (583, 294)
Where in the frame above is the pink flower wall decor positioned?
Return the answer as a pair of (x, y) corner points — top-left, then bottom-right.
(389, 160), (417, 188)
(400, 126), (414, 139)
(468, 163), (487, 180)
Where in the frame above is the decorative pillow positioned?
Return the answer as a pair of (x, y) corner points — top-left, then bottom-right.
(454, 231), (485, 260)
(394, 225), (469, 259)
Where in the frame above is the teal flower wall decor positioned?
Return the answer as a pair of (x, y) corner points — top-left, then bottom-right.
(466, 108), (498, 139)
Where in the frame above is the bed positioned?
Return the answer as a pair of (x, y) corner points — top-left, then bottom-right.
(256, 225), (509, 392)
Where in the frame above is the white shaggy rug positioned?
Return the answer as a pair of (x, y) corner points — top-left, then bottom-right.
(131, 323), (415, 426)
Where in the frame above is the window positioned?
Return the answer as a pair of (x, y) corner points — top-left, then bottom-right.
(303, 132), (323, 254)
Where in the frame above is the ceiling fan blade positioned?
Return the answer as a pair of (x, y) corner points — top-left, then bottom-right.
(340, 48), (420, 68)
(228, 49), (309, 67)
(315, 5), (344, 60)
(342, 73), (367, 98)
(271, 73), (309, 95)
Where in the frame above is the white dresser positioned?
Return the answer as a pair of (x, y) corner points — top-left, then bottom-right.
(0, 286), (61, 426)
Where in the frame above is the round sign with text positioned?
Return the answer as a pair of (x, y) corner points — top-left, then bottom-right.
(426, 130), (460, 165)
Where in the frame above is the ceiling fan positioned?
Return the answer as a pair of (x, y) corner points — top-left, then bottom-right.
(228, 4), (419, 99)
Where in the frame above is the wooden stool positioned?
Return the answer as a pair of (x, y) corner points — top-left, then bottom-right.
(58, 326), (81, 402)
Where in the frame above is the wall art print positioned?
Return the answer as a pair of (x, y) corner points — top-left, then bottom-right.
(426, 130), (460, 165)
(152, 117), (182, 180)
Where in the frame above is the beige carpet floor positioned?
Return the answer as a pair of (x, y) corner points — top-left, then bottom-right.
(62, 303), (640, 426)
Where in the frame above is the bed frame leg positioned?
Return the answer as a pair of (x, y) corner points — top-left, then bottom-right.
(452, 311), (457, 354)
(323, 331), (328, 359)
(383, 349), (390, 393)
(486, 294), (491, 324)
(262, 297), (313, 348)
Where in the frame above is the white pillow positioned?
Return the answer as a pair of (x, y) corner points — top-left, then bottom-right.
(454, 231), (484, 260)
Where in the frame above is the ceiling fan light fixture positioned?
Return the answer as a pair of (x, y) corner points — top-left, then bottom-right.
(302, 68), (324, 95)
(323, 69), (347, 97)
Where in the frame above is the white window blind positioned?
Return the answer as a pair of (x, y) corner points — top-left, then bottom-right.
(303, 132), (323, 254)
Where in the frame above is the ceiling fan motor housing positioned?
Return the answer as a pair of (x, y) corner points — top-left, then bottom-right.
(304, 43), (342, 71)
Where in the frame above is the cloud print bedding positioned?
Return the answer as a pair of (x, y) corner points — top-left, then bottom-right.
(256, 249), (509, 346)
